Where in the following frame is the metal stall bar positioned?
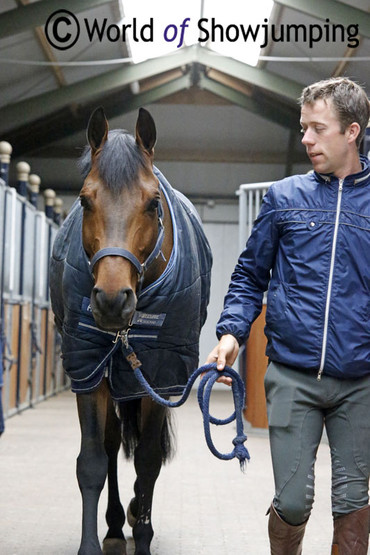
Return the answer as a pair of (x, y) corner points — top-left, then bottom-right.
(33, 208), (59, 402)
(15, 163), (30, 409)
(3, 187), (18, 418)
(30, 211), (46, 404)
(238, 182), (272, 253)
(42, 211), (53, 397)
(0, 142), (12, 425)
(0, 178), (5, 433)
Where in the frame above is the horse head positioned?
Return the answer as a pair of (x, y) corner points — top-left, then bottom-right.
(79, 107), (172, 332)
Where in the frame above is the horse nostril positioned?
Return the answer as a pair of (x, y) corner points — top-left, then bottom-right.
(92, 286), (104, 308)
(118, 288), (135, 315)
(120, 289), (128, 305)
(92, 287), (134, 314)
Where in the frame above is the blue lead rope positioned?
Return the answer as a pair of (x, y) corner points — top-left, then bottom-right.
(116, 334), (250, 470)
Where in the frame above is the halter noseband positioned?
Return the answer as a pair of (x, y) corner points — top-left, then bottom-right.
(89, 202), (165, 281)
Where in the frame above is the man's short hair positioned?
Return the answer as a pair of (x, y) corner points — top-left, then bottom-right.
(299, 77), (370, 147)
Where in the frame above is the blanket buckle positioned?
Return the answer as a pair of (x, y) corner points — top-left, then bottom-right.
(113, 330), (129, 347)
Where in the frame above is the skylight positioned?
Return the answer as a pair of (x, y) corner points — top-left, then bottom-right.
(120, 0), (274, 67)
(201, 0), (274, 66)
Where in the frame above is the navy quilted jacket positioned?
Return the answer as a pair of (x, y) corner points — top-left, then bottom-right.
(217, 156), (370, 380)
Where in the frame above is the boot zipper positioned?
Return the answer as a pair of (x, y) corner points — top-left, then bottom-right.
(317, 179), (343, 381)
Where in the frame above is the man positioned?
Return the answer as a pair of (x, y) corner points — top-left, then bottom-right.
(207, 77), (370, 554)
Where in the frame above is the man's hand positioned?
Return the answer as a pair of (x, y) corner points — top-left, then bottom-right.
(206, 334), (240, 386)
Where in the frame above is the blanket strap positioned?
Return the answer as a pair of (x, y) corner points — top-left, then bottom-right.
(115, 331), (250, 470)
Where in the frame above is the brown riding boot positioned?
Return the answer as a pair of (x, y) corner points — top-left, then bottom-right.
(331, 505), (369, 555)
(268, 504), (307, 554)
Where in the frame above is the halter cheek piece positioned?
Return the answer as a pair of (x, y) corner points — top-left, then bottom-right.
(89, 202), (165, 288)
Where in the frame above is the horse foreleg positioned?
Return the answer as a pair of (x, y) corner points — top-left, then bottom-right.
(131, 399), (167, 555)
(103, 399), (127, 555)
(76, 380), (110, 555)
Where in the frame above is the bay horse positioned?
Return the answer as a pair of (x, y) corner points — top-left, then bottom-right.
(50, 107), (212, 554)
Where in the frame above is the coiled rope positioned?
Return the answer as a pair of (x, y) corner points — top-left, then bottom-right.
(117, 334), (250, 470)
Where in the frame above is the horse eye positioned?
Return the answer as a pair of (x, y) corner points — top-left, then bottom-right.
(147, 198), (159, 213)
(80, 196), (92, 211)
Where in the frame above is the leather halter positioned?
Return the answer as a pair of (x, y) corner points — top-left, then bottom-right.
(89, 201), (165, 281)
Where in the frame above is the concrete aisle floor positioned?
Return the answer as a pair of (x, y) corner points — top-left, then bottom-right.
(0, 388), (335, 554)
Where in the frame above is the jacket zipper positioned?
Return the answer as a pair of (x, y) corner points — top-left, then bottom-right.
(317, 178), (343, 381)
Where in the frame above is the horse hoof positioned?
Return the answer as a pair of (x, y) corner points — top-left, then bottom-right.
(127, 498), (137, 528)
(102, 538), (127, 555)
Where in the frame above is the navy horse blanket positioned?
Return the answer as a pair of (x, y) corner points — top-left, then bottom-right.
(50, 168), (212, 401)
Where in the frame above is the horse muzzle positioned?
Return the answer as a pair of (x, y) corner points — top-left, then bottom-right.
(90, 286), (136, 331)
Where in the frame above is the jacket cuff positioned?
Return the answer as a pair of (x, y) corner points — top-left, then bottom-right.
(216, 330), (245, 346)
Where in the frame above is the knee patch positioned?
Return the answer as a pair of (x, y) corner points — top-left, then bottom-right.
(275, 498), (311, 526)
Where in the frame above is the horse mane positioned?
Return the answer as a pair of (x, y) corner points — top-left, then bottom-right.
(78, 129), (147, 194)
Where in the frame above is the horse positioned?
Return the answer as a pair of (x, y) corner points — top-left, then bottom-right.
(49, 106), (212, 555)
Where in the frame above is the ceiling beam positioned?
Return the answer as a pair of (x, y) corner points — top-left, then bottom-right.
(332, 42), (363, 77)
(7, 74), (192, 156)
(275, 0), (370, 38)
(196, 47), (303, 102)
(198, 73), (299, 130)
(207, 69), (254, 97)
(0, 0), (112, 39)
(15, 0), (67, 88)
(95, 73), (193, 120)
(0, 45), (306, 134)
(0, 49), (196, 134)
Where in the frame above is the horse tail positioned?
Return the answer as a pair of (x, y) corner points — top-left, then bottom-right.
(160, 407), (176, 464)
(117, 400), (176, 464)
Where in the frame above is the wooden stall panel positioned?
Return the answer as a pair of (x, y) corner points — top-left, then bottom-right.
(244, 305), (268, 429)
(18, 302), (31, 408)
(38, 308), (48, 399)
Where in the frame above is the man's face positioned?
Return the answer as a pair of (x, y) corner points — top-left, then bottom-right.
(300, 98), (353, 179)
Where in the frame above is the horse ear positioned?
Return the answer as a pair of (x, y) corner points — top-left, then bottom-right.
(136, 108), (157, 156)
(87, 107), (109, 154)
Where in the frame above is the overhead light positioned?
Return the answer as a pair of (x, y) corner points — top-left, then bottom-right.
(202, 0), (274, 66)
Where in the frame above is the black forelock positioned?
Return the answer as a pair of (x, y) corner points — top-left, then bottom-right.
(78, 129), (147, 193)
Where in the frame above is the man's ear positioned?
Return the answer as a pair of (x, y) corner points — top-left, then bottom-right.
(346, 121), (361, 145)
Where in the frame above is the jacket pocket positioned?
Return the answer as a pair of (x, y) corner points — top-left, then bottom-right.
(266, 282), (289, 325)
